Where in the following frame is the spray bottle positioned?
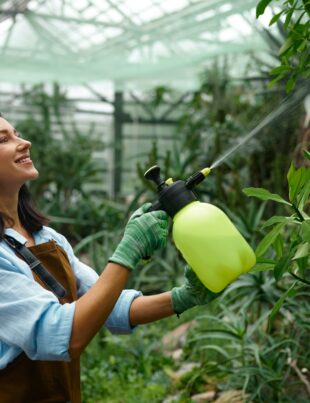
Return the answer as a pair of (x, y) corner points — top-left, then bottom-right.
(144, 165), (256, 293)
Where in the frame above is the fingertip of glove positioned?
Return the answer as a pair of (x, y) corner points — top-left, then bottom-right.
(152, 210), (169, 220)
(140, 202), (152, 213)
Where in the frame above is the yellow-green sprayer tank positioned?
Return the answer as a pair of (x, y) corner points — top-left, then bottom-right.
(172, 200), (256, 293)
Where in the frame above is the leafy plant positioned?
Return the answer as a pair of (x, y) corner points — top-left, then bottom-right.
(185, 293), (310, 402)
(256, 0), (310, 91)
(243, 150), (310, 328)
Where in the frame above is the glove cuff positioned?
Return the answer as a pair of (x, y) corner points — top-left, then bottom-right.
(171, 286), (196, 315)
(109, 237), (141, 271)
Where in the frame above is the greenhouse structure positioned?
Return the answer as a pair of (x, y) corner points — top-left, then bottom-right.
(0, 1), (309, 402)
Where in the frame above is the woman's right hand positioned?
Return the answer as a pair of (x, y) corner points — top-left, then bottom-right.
(109, 203), (169, 270)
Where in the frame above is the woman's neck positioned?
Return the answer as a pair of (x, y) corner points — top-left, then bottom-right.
(0, 188), (35, 246)
(0, 191), (20, 229)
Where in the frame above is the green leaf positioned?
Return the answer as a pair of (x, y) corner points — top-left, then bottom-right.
(301, 220), (310, 243)
(284, 8), (294, 29)
(250, 262), (275, 272)
(269, 10), (284, 25)
(243, 187), (291, 205)
(273, 234), (284, 257)
(191, 329), (241, 342)
(304, 150), (310, 161)
(299, 180), (310, 211)
(286, 75), (296, 92)
(262, 216), (296, 228)
(270, 65), (291, 75)
(198, 345), (230, 358)
(256, 0), (273, 18)
(293, 243), (309, 259)
(268, 74), (287, 88)
(268, 282), (297, 332)
(287, 163), (310, 205)
(255, 222), (286, 257)
(297, 39), (307, 53)
(279, 36), (295, 55)
(274, 254), (292, 280)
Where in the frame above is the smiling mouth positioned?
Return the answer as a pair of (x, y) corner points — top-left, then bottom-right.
(15, 157), (32, 164)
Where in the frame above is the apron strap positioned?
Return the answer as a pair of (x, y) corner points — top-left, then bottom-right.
(4, 235), (67, 299)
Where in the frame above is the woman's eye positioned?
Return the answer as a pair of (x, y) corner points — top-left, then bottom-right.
(0, 137), (8, 143)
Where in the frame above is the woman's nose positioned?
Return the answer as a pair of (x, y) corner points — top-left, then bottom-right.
(16, 138), (32, 150)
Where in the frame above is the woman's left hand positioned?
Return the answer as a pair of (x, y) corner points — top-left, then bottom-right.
(171, 266), (221, 315)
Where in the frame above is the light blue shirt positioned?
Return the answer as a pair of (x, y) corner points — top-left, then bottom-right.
(0, 226), (142, 369)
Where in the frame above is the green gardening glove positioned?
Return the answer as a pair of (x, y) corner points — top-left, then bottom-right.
(171, 266), (220, 315)
(109, 203), (169, 270)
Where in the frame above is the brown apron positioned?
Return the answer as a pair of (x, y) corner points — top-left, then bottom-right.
(0, 240), (81, 403)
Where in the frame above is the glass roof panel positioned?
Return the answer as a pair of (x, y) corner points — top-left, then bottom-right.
(0, 0), (275, 89)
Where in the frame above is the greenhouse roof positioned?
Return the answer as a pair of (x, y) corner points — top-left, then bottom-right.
(0, 0), (271, 89)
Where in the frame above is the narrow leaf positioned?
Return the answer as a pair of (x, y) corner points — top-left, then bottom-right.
(191, 330), (241, 342)
(273, 234), (284, 257)
(269, 11), (284, 25)
(268, 74), (286, 88)
(199, 345), (230, 358)
(243, 187), (291, 205)
(293, 243), (309, 259)
(250, 262), (275, 272)
(304, 150), (310, 161)
(286, 75), (296, 92)
(255, 222), (286, 257)
(256, 0), (273, 18)
(268, 282), (297, 332)
(298, 180), (310, 210)
(301, 220), (310, 243)
(284, 8), (294, 29)
(270, 65), (291, 75)
(287, 163), (310, 203)
(262, 216), (295, 228)
(279, 36), (294, 55)
(274, 254), (292, 280)
(297, 39), (307, 53)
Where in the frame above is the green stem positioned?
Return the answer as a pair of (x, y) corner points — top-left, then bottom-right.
(289, 271), (310, 286)
(292, 203), (304, 222)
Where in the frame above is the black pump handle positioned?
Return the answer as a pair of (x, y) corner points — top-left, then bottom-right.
(146, 200), (162, 212)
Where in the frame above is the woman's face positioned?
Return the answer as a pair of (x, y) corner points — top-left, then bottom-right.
(0, 117), (38, 189)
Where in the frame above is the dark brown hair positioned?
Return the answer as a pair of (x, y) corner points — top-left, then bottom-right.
(0, 184), (49, 238)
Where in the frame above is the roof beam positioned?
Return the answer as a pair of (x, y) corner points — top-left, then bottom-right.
(24, 9), (131, 29)
(85, 0), (257, 60)
(85, 1), (258, 64)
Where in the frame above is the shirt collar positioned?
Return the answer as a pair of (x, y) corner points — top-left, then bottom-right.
(4, 228), (28, 245)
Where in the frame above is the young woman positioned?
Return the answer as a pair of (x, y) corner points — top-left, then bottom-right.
(0, 116), (217, 402)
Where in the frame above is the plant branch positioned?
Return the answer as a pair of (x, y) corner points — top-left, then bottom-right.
(292, 203), (304, 222)
(287, 357), (310, 396)
(289, 271), (310, 285)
